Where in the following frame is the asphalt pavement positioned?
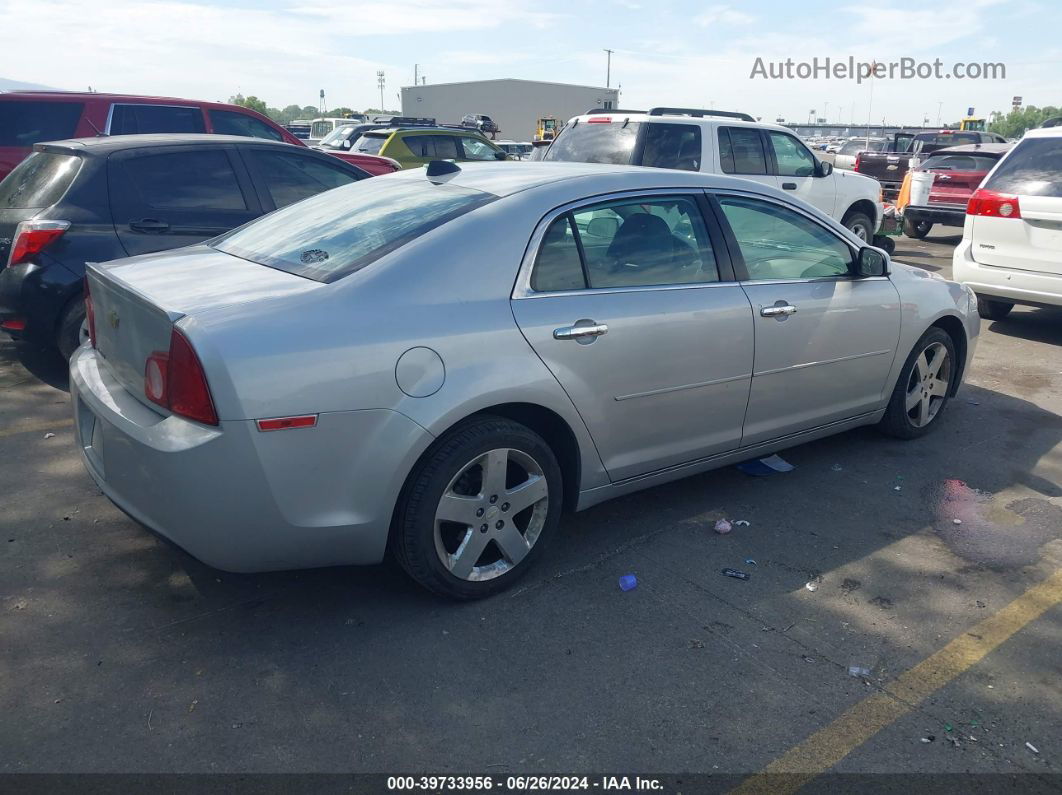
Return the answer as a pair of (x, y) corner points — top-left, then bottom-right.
(2, 235), (1060, 785)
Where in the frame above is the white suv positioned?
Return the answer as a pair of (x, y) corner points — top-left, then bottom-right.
(952, 126), (1062, 320)
(543, 107), (884, 242)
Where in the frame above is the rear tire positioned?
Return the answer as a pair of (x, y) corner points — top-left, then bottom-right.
(879, 327), (957, 439)
(842, 211), (874, 242)
(903, 218), (933, 239)
(57, 298), (87, 360)
(976, 296), (1014, 321)
(391, 416), (563, 600)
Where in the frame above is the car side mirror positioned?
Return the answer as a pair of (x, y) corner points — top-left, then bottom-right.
(342, 140), (351, 149)
(857, 247), (888, 277)
(494, 151), (509, 160)
(816, 160), (833, 177)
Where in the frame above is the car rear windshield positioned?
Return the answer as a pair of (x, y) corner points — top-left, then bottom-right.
(920, 153), (1000, 172)
(914, 132), (981, 150)
(0, 101), (83, 147)
(839, 139), (885, 155)
(984, 137), (1062, 198)
(543, 121), (643, 164)
(0, 151), (82, 209)
(211, 179), (495, 283)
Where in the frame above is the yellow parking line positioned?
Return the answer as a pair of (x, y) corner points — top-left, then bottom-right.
(0, 417), (74, 439)
(734, 568), (1062, 795)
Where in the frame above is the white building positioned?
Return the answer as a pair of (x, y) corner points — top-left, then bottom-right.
(400, 78), (619, 141)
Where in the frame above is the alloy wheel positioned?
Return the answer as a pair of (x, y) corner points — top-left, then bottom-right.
(433, 448), (549, 581)
(905, 341), (951, 428)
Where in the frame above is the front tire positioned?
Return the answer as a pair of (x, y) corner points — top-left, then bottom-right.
(843, 211), (874, 242)
(977, 296), (1014, 321)
(878, 328), (957, 439)
(392, 416), (563, 600)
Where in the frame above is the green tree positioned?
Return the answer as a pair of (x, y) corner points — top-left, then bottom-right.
(988, 105), (1061, 138)
(227, 94), (268, 115)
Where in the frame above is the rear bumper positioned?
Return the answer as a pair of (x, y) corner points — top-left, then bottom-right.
(952, 238), (1062, 308)
(70, 345), (433, 572)
(0, 259), (81, 345)
(905, 205), (966, 228)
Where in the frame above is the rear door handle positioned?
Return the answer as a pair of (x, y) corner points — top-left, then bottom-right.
(129, 219), (170, 233)
(554, 321), (608, 341)
(782, 182), (797, 190)
(760, 304), (797, 317)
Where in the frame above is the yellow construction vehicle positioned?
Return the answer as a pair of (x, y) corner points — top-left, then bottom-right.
(959, 108), (986, 132)
(534, 116), (559, 142)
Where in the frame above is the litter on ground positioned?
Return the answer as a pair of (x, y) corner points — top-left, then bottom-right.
(736, 454), (794, 476)
(618, 574), (638, 592)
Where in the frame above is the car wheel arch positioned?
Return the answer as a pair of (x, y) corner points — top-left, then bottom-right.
(842, 199), (879, 230)
(929, 314), (968, 397)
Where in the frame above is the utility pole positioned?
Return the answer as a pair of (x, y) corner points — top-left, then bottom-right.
(414, 64), (418, 86)
(603, 49), (614, 88)
(823, 101), (829, 123)
(936, 101), (943, 127)
(377, 71), (385, 112)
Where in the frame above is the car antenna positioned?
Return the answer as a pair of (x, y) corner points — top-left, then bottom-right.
(85, 117), (107, 136)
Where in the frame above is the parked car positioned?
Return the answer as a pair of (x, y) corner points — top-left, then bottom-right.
(314, 118), (442, 154)
(71, 161), (977, 599)
(0, 134), (369, 356)
(307, 116), (368, 145)
(0, 92), (398, 180)
(952, 127), (1062, 320)
(902, 144), (1011, 238)
(495, 140), (534, 160)
(351, 127), (509, 169)
(855, 129), (1006, 201)
(834, 137), (887, 171)
(544, 107), (884, 242)
(461, 113), (500, 137)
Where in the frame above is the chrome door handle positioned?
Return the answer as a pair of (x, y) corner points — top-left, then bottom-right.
(554, 323), (608, 340)
(760, 304), (797, 317)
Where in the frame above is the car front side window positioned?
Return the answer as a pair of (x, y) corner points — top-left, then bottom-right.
(717, 196), (852, 281)
(459, 137), (499, 161)
(768, 132), (817, 177)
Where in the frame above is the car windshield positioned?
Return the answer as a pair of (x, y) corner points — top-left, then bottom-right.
(212, 179), (496, 283)
(984, 137), (1062, 197)
(318, 125), (356, 149)
(544, 121), (643, 164)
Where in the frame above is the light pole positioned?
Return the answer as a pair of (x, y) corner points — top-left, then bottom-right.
(823, 101), (829, 123)
(936, 101), (943, 127)
(377, 71), (386, 112)
(603, 49), (614, 88)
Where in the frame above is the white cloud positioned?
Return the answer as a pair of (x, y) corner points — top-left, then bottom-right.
(694, 5), (755, 27)
(292, 0), (563, 34)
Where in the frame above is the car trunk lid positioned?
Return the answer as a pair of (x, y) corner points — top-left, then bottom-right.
(86, 245), (321, 413)
(927, 169), (986, 207)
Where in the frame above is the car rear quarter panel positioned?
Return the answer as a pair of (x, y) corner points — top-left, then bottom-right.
(189, 188), (611, 492)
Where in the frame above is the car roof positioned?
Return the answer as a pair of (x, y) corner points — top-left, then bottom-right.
(928, 143), (1011, 156)
(567, 109), (798, 135)
(386, 160), (803, 200)
(1, 90), (234, 106)
(1023, 126), (1062, 139)
(33, 133), (299, 154)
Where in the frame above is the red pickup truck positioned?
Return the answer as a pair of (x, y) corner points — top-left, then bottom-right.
(855, 129), (1007, 201)
(902, 143), (1011, 238)
(0, 92), (400, 181)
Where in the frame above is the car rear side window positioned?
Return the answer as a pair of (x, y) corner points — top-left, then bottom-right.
(0, 101), (83, 147)
(543, 121), (642, 164)
(109, 104), (206, 135)
(246, 149), (361, 208)
(984, 138), (1062, 198)
(640, 123), (701, 171)
(122, 150), (246, 210)
(530, 196), (719, 291)
(212, 179), (495, 282)
(718, 128), (768, 175)
(209, 110), (284, 141)
(0, 152), (82, 209)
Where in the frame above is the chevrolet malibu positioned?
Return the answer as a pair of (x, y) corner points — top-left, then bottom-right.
(71, 162), (979, 599)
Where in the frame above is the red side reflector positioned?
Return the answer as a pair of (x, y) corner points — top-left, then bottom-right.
(967, 188), (1022, 219)
(587, 116), (612, 124)
(1, 317), (27, 331)
(256, 415), (318, 432)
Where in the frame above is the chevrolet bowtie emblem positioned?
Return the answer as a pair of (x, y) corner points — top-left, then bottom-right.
(107, 310), (120, 330)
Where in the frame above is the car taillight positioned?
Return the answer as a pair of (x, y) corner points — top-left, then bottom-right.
(587, 116), (612, 124)
(7, 220), (70, 268)
(854, 153), (862, 171)
(83, 276), (96, 348)
(967, 189), (1022, 219)
(143, 328), (218, 425)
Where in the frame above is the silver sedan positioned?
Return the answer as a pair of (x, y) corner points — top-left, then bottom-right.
(71, 162), (979, 599)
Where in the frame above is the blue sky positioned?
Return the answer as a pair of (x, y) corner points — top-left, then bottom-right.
(2, 0), (1058, 124)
